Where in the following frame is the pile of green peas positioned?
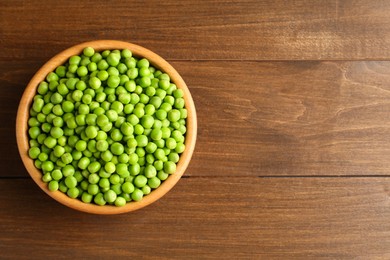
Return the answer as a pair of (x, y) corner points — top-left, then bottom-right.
(27, 47), (187, 207)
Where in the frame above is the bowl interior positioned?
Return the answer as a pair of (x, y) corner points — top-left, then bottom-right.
(16, 40), (197, 214)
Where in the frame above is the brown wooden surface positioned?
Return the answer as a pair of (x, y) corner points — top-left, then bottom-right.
(2, 0), (390, 258)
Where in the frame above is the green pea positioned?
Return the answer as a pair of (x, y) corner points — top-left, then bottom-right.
(28, 147), (41, 159)
(131, 188), (143, 201)
(148, 177), (161, 189)
(48, 180), (59, 191)
(67, 187), (80, 198)
(110, 142), (124, 155)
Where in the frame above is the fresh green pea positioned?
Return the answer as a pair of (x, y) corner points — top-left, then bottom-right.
(131, 188), (143, 201)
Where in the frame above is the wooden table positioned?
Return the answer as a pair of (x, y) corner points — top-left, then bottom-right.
(1, 1), (390, 258)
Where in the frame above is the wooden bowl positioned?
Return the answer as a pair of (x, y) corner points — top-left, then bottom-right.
(16, 40), (197, 214)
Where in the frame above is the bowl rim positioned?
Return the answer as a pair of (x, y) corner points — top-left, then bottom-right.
(16, 40), (197, 214)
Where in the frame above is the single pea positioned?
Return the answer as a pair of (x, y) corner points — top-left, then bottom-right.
(156, 89), (167, 100)
(94, 193), (106, 205)
(168, 152), (180, 163)
(110, 142), (124, 155)
(131, 188), (144, 201)
(50, 169), (62, 181)
(104, 162), (116, 174)
(159, 79), (170, 90)
(106, 110), (118, 122)
(149, 96), (162, 109)
(41, 122), (51, 134)
(88, 173), (100, 184)
(154, 160), (164, 171)
(119, 122), (133, 136)
(142, 185), (151, 195)
(36, 113), (46, 123)
(76, 66), (88, 77)
(32, 98), (44, 113)
(62, 165), (75, 177)
(129, 164), (141, 176)
(111, 183), (122, 195)
(130, 93), (140, 105)
(111, 101), (124, 113)
(57, 135), (67, 146)
(110, 129), (123, 141)
(121, 49), (132, 58)
(28, 117), (40, 127)
(154, 148), (166, 161)
(53, 145), (65, 158)
(148, 177), (161, 189)
(164, 161), (177, 174)
(67, 187), (79, 198)
(175, 142), (186, 153)
(103, 190), (117, 203)
(166, 138), (177, 150)
(127, 68), (138, 79)
(28, 147), (40, 159)
(168, 109), (181, 122)
(52, 116), (64, 127)
(46, 72), (59, 82)
(90, 52), (102, 63)
(85, 114), (98, 126)
(135, 135), (148, 147)
(28, 126), (41, 139)
(160, 102), (172, 112)
(50, 92), (63, 104)
(157, 171), (169, 181)
(48, 180), (59, 191)
(99, 178), (110, 189)
(50, 126), (64, 139)
(87, 62), (97, 72)
(106, 52), (120, 66)
(109, 174), (121, 185)
(83, 47), (95, 57)
(38, 152), (48, 162)
(133, 107), (145, 118)
(127, 115), (139, 126)
(137, 58), (149, 68)
(121, 182), (135, 194)
(78, 157), (90, 170)
(37, 82), (49, 95)
(141, 115), (154, 129)
(96, 140), (109, 152)
(65, 175), (77, 189)
(150, 128), (162, 141)
(57, 83), (69, 95)
(43, 136), (57, 148)
(144, 165), (157, 178)
(134, 175), (147, 188)
(125, 80), (136, 93)
(81, 192), (93, 203)
(174, 98), (185, 109)
(116, 163), (129, 178)
(29, 139), (39, 148)
(85, 126), (98, 139)
(127, 153), (138, 166)
(114, 197), (126, 207)
(86, 183), (98, 195)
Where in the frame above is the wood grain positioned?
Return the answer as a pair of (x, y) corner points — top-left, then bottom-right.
(1, 178), (390, 259)
(2, 1), (390, 258)
(3, 0), (390, 60)
(4, 61), (390, 177)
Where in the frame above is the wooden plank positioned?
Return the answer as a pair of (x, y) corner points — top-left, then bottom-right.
(4, 61), (390, 177)
(183, 61), (390, 176)
(3, 0), (390, 60)
(0, 177), (389, 258)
